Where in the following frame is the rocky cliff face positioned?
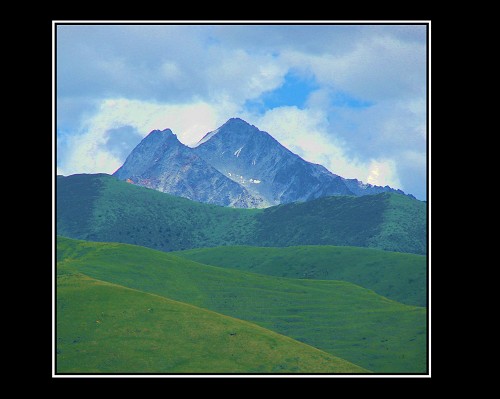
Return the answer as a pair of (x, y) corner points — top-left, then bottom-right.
(114, 119), (413, 208)
(113, 128), (264, 207)
(193, 118), (400, 206)
(342, 177), (412, 198)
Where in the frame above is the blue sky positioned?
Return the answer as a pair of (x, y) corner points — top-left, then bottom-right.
(244, 72), (320, 113)
(56, 23), (427, 200)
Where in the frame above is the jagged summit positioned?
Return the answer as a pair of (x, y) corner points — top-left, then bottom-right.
(150, 127), (174, 134)
(195, 118), (258, 147)
(192, 119), (353, 205)
(113, 124), (264, 208)
(217, 118), (264, 135)
(145, 127), (178, 142)
(225, 117), (251, 126)
(114, 118), (413, 208)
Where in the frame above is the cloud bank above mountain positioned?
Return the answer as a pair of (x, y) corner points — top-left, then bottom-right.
(56, 23), (427, 200)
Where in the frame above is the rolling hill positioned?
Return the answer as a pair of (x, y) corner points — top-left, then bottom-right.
(56, 173), (426, 254)
(174, 246), (427, 307)
(57, 272), (367, 373)
(57, 236), (427, 373)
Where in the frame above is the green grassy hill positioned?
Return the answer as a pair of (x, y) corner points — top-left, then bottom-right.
(56, 173), (259, 251)
(57, 236), (427, 373)
(174, 246), (426, 307)
(57, 272), (367, 373)
(57, 173), (426, 254)
(253, 194), (427, 254)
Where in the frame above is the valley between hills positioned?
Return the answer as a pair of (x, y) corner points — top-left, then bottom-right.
(55, 118), (428, 375)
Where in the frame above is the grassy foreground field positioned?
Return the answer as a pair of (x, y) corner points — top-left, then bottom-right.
(57, 272), (367, 373)
(175, 245), (426, 306)
(57, 237), (427, 373)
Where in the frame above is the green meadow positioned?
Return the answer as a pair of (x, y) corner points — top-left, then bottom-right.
(57, 272), (367, 373)
(175, 245), (426, 306)
(57, 236), (427, 373)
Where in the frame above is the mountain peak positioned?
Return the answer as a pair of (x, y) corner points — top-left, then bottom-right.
(147, 127), (175, 138)
(220, 118), (258, 133)
(224, 117), (252, 127)
(194, 118), (256, 147)
(143, 128), (181, 147)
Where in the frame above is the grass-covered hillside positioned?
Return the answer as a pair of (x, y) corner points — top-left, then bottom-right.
(57, 173), (259, 251)
(253, 194), (427, 254)
(57, 272), (367, 373)
(57, 174), (426, 254)
(175, 246), (427, 307)
(57, 236), (427, 373)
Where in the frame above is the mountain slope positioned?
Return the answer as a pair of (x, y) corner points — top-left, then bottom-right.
(57, 173), (260, 251)
(192, 118), (354, 206)
(57, 236), (427, 373)
(253, 193), (427, 254)
(174, 246), (426, 307)
(56, 173), (427, 254)
(113, 118), (414, 208)
(57, 272), (368, 373)
(113, 128), (263, 207)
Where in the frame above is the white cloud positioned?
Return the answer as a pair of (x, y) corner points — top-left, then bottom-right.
(57, 98), (236, 176)
(281, 34), (426, 101)
(60, 131), (122, 176)
(401, 149), (426, 166)
(322, 96), (426, 165)
(161, 62), (183, 82)
(204, 48), (287, 104)
(366, 159), (402, 188)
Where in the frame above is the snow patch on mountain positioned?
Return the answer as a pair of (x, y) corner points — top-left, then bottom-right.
(194, 128), (220, 147)
(234, 147), (243, 157)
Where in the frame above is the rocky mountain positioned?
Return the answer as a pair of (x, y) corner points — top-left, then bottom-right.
(192, 118), (354, 207)
(113, 118), (413, 208)
(113, 128), (263, 208)
(342, 178), (409, 197)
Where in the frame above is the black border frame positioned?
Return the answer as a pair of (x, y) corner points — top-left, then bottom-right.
(52, 20), (431, 379)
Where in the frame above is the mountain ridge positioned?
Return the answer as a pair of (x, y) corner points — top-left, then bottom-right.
(57, 173), (426, 254)
(192, 118), (355, 206)
(113, 126), (264, 208)
(113, 118), (414, 208)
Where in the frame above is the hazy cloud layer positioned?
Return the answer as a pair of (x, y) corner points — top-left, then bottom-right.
(56, 23), (427, 199)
